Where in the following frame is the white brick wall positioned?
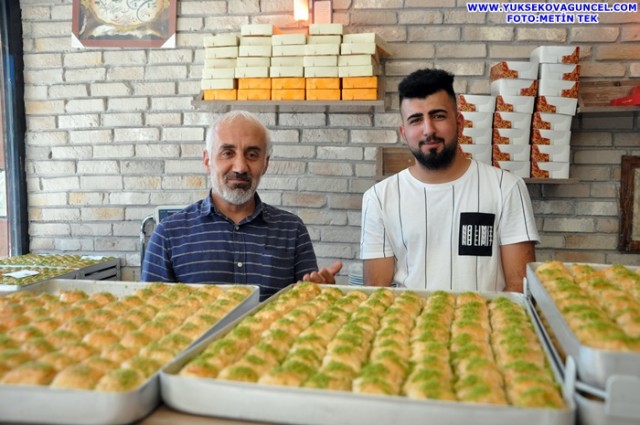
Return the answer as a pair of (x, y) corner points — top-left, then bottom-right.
(18, 0), (640, 281)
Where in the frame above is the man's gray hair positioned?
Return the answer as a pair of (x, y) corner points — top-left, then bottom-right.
(205, 110), (272, 157)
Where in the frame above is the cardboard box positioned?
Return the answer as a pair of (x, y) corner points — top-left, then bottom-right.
(460, 144), (492, 164)
(342, 33), (390, 55)
(457, 94), (496, 113)
(203, 33), (238, 47)
(342, 88), (377, 100)
(272, 44), (306, 57)
(538, 79), (579, 98)
(239, 36), (272, 46)
(490, 61), (539, 81)
(530, 161), (569, 179)
(306, 78), (340, 90)
(531, 144), (571, 162)
(338, 64), (380, 77)
(305, 66), (339, 78)
(205, 46), (239, 59)
(539, 63), (581, 81)
(203, 89), (237, 100)
(338, 54), (378, 67)
(309, 23), (344, 35)
(303, 55), (338, 67)
(271, 33), (306, 46)
(236, 57), (271, 67)
(492, 144), (531, 162)
(307, 35), (342, 44)
(201, 78), (236, 90)
(241, 24), (280, 36)
(237, 89), (271, 100)
(490, 79), (538, 97)
(271, 77), (306, 90)
(494, 161), (531, 178)
(269, 66), (304, 78)
(459, 127), (492, 145)
(238, 78), (271, 90)
(342, 76), (378, 89)
(461, 111), (493, 129)
(305, 43), (340, 56)
(495, 95), (535, 113)
(535, 96), (578, 115)
(340, 43), (378, 55)
(235, 66), (269, 78)
(271, 89), (305, 100)
(306, 89), (341, 100)
(530, 129), (571, 145)
(202, 67), (235, 79)
(493, 111), (532, 130)
(492, 128), (531, 145)
(271, 56), (304, 67)
(238, 45), (272, 57)
(530, 46), (580, 64)
(532, 112), (573, 131)
(204, 58), (237, 68)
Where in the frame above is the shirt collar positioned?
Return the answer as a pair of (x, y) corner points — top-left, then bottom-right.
(202, 191), (269, 224)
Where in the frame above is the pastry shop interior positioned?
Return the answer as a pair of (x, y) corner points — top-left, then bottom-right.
(0, 0), (639, 424)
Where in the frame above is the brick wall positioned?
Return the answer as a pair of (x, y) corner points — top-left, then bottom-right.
(18, 0), (640, 281)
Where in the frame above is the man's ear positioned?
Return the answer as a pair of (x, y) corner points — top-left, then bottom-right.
(203, 148), (211, 173)
(262, 156), (270, 176)
(398, 124), (407, 145)
(456, 111), (464, 137)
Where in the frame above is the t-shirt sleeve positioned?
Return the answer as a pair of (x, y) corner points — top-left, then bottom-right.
(360, 186), (395, 260)
(500, 178), (540, 246)
(140, 222), (177, 282)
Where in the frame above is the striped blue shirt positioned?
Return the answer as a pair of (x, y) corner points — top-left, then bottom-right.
(141, 193), (318, 300)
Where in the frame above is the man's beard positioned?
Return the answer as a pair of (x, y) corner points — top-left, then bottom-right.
(409, 135), (458, 170)
(212, 172), (257, 205)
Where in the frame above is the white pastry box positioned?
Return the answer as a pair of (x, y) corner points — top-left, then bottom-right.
(459, 127), (492, 145)
(494, 160), (531, 178)
(457, 94), (496, 112)
(495, 95), (535, 113)
(539, 63), (581, 81)
(490, 61), (539, 81)
(532, 112), (573, 131)
(531, 144), (570, 163)
(535, 96), (578, 115)
(492, 143), (531, 162)
(530, 46), (580, 64)
(460, 111), (493, 128)
(530, 161), (570, 179)
(530, 129), (571, 146)
(538, 79), (579, 99)
(493, 111), (532, 130)
(492, 128), (530, 145)
(490, 78), (538, 97)
(460, 143), (491, 164)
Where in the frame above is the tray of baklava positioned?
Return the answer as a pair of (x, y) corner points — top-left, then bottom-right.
(160, 282), (575, 425)
(527, 261), (640, 389)
(0, 279), (258, 425)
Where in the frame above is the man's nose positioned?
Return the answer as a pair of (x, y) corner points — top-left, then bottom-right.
(422, 118), (435, 135)
(232, 155), (249, 173)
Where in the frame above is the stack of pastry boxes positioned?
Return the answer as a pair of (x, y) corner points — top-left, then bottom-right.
(201, 24), (389, 101)
(456, 94), (495, 165)
(485, 46), (579, 179)
(530, 46), (579, 179)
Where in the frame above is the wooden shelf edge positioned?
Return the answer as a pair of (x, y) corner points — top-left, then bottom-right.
(524, 178), (579, 184)
(192, 98), (386, 113)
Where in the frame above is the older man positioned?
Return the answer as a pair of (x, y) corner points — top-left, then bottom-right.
(142, 110), (341, 300)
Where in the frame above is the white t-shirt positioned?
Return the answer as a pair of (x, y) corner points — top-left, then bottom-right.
(360, 160), (539, 292)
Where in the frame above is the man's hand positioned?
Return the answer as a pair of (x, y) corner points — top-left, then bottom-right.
(302, 260), (343, 284)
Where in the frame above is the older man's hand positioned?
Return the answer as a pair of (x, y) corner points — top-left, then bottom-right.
(302, 260), (343, 284)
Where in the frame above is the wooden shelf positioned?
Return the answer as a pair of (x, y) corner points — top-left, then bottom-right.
(192, 98), (386, 113)
(524, 178), (578, 184)
(578, 80), (640, 114)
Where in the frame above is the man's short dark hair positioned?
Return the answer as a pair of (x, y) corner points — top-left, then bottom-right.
(398, 68), (457, 106)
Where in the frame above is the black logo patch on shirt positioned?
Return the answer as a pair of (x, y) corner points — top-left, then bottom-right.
(459, 212), (495, 256)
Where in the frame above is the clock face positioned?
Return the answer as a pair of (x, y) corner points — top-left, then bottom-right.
(87, 0), (167, 28)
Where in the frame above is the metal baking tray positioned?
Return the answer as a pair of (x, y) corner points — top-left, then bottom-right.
(526, 280), (640, 425)
(526, 262), (640, 388)
(0, 266), (78, 291)
(0, 279), (259, 425)
(160, 285), (575, 425)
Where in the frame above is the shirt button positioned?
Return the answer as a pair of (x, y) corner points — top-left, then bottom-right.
(237, 262), (243, 268)
(235, 225), (240, 231)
